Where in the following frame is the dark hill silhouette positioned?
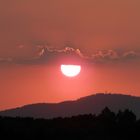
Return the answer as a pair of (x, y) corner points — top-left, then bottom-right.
(0, 108), (139, 139)
(0, 93), (140, 118)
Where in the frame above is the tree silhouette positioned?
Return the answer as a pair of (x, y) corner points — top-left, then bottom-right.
(117, 109), (136, 125)
(0, 108), (139, 139)
(98, 107), (116, 123)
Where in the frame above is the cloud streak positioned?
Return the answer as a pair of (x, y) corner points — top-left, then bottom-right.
(35, 46), (140, 63)
(0, 46), (140, 64)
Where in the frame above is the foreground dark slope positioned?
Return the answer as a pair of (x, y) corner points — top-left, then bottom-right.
(0, 109), (139, 140)
(0, 93), (140, 118)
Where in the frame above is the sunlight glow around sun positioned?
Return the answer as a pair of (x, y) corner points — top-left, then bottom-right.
(60, 65), (81, 77)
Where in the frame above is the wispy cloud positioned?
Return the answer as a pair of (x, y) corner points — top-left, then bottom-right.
(0, 57), (13, 63)
(37, 46), (85, 58)
(36, 47), (140, 63)
(122, 51), (140, 60)
(90, 50), (140, 63)
(0, 46), (140, 64)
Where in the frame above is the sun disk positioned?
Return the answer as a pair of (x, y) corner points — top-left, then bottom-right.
(60, 65), (81, 77)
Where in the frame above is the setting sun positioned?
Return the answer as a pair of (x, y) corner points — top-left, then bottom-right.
(60, 65), (81, 77)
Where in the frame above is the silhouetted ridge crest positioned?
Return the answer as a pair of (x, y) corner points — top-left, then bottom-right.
(0, 93), (140, 119)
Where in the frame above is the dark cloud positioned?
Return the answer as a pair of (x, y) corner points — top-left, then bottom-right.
(90, 50), (119, 62)
(28, 47), (140, 64)
(0, 57), (13, 62)
(34, 46), (85, 64)
(90, 50), (140, 63)
(0, 46), (140, 64)
(0, 57), (13, 63)
(122, 51), (140, 60)
(37, 46), (85, 58)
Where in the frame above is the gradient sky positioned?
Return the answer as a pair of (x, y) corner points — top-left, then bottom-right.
(0, 0), (140, 110)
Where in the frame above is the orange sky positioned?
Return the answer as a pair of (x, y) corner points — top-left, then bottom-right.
(0, 0), (140, 110)
(0, 60), (140, 110)
(0, 0), (140, 56)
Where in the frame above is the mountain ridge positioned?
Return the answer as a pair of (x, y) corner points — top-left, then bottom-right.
(0, 93), (140, 118)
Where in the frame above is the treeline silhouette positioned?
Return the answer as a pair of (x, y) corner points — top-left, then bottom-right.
(0, 107), (140, 140)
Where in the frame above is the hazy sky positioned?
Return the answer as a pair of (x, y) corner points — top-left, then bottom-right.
(0, 0), (140, 57)
(0, 0), (140, 110)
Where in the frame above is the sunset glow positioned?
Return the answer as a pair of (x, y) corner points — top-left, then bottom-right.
(0, 0), (140, 111)
(60, 65), (81, 77)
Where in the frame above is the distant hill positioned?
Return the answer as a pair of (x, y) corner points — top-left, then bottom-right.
(0, 93), (140, 118)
